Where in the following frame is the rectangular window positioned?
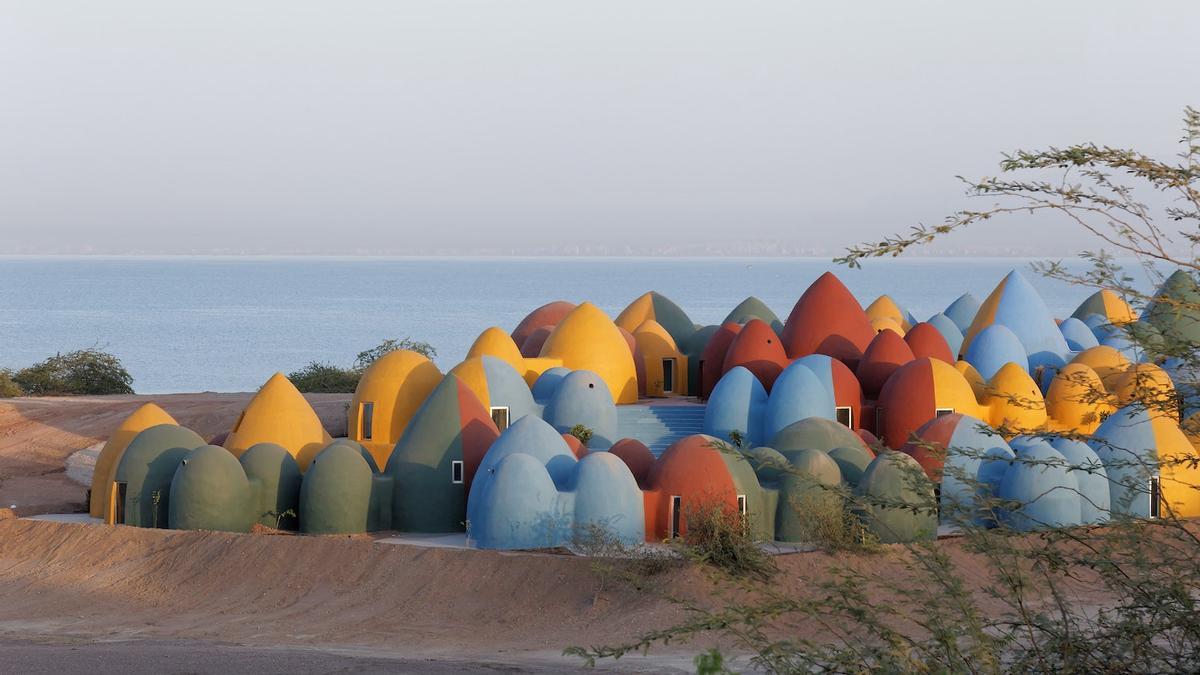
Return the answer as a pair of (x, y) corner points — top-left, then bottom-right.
(935, 407), (955, 417)
(451, 460), (464, 484)
(670, 495), (682, 539)
(697, 360), (705, 398)
(737, 494), (747, 515)
(662, 358), (675, 394)
(835, 406), (853, 428)
(361, 402), (374, 440)
(490, 407), (510, 432)
(875, 407), (885, 434)
(113, 482), (127, 525)
(1150, 476), (1162, 518)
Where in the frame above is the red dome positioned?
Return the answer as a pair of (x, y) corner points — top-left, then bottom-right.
(721, 319), (789, 391)
(700, 322), (742, 398)
(856, 329), (916, 398)
(561, 433), (588, 460)
(617, 326), (649, 398)
(644, 435), (739, 538)
(855, 428), (880, 451)
(511, 301), (576, 348)
(780, 272), (875, 367)
(828, 357), (865, 430)
(899, 413), (962, 479)
(519, 326), (554, 358)
(905, 322), (954, 363)
(609, 438), (655, 487)
(875, 358), (938, 449)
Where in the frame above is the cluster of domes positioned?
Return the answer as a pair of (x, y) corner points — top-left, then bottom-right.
(93, 267), (1200, 547)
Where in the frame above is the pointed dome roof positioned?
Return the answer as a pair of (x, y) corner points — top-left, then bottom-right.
(856, 329), (916, 398)
(467, 327), (526, 375)
(944, 293), (981, 333)
(1072, 289), (1135, 324)
(964, 324), (1029, 381)
(960, 270), (1069, 368)
(539, 302), (639, 404)
(984, 362), (1048, 433)
(1044, 363), (1114, 434)
(225, 373), (332, 470)
(927, 313), (965, 357)
(722, 318), (789, 390)
(1143, 270), (1200, 346)
(511, 301), (576, 348)
(865, 295), (911, 331)
(905, 322), (955, 364)
(1069, 345), (1132, 390)
(876, 358), (985, 449)
(722, 297), (782, 332)
(615, 291), (696, 346)
(90, 403), (178, 518)
(780, 272), (875, 366)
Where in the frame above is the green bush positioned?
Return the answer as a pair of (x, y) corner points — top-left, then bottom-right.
(0, 370), (23, 398)
(13, 349), (134, 396)
(289, 337), (438, 393)
(285, 362), (361, 393)
(676, 498), (776, 581)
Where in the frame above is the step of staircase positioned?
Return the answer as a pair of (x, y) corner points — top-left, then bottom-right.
(615, 402), (708, 456)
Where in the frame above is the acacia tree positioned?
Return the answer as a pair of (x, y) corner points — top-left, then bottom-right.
(569, 108), (1200, 673)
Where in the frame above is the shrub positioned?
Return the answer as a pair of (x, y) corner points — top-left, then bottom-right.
(0, 370), (22, 398)
(286, 362), (361, 393)
(676, 499), (776, 581)
(289, 337), (438, 393)
(568, 424), (593, 448)
(13, 349), (134, 395)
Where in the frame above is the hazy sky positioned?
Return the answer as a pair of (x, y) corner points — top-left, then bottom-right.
(2, 2), (1198, 255)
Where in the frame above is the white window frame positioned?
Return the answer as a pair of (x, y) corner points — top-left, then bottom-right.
(451, 460), (464, 484)
(361, 402), (375, 440)
(737, 494), (747, 515)
(935, 407), (955, 417)
(835, 406), (853, 429)
(489, 406), (510, 432)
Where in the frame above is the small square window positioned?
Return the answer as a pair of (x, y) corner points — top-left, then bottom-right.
(835, 406), (853, 428)
(490, 407), (510, 432)
(935, 407), (955, 417)
(736, 494), (747, 515)
(451, 460), (464, 484)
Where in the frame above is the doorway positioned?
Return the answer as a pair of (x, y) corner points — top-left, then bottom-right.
(661, 358), (676, 394)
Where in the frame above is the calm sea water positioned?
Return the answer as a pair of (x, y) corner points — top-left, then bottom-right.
(0, 257), (1146, 394)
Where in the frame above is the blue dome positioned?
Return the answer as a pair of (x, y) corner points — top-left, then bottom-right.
(1089, 405), (1158, 518)
(1082, 313), (1121, 342)
(468, 452), (564, 549)
(1049, 437), (1110, 524)
(763, 360), (835, 440)
(998, 440), (1082, 531)
(532, 366), (572, 402)
(703, 366), (768, 447)
(944, 293), (981, 334)
(472, 415), (576, 492)
(964, 324), (1029, 380)
(572, 452), (644, 545)
(927, 313), (965, 357)
(480, 356), (539, 423)
(938, 415), (1012, 526)
(543, 369), (617, 449)
(1058, 317), (1099, 352)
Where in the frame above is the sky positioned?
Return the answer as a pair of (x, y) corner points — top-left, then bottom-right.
(2, 2), (1198, 256)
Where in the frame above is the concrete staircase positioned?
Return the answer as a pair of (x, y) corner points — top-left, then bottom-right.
(615, 402), (707, 456)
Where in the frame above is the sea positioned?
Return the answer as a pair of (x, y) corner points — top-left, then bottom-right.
(0, 256), (1153, 394)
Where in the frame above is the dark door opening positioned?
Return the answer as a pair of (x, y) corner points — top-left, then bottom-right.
(361, 402), (374, 440)
(114, 482), (127, 525)
(836, 406), (853, 428)
(662, 358), (675, 394)
(670, 495), (682, 538)
(1150, 476), (1162, 518)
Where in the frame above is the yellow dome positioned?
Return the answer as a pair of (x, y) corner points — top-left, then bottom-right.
(225, 372), (332, 470)
(1155, 416), (1200, 517)
(984, 362), (1048, 434)
(1070, 345), (1132, 391)
(1045, 363), (1114, 434)
(349, 350), (443, 468)
(466, 327), (529, 381)
(954, 360), (988, 400)
(89, 403), (178, 518)
(869, 316), (905, 336)
(930, 358), (987, 418)
(1097, 289), (1137, 324)
(1183, 412), (1200, 453)
(448, 357), (493, 409)
(865, 295), (910, 331)
(633, 320), (687, 397)
(615, 292), (657, 335)
(1113, 362), (1178, 421)
(540, 302), (639, 404)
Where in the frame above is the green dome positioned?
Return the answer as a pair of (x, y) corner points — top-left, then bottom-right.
(240, 442), (302, 529)
(114, 424), (206, 528)
(300, 443), (374, 534)
(776, 449), (843, 542)
(723, 296), (782, 334)
(1145, 270), (1200, 347)
(745, 446), (788, 483)
(855, 451), (937, 544)
(828, 445), (874, 488)
(324, 438), (379, 473)
(771, 417), (864, 455)
(168, 445), (252, 533)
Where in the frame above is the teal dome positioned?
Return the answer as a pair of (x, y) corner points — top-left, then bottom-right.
(300, 443), (374, 534)
(168, 445), (252, 533)
(855, 451), (937, 544)
(240, 442), (302, 529)
(113, 424), (206, 528)
(776, 449), (843, 543)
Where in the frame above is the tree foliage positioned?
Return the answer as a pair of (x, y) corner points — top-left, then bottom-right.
(11, 348), (135, 396)
(288, 337), (437, 393)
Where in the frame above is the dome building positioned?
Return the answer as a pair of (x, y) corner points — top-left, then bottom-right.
(224, 373), (332, 470)
(780, 272), (875, 367)
(347, 350), (443, 468)
(90, 403), (177, 519)
(111, 424), (206, 527)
